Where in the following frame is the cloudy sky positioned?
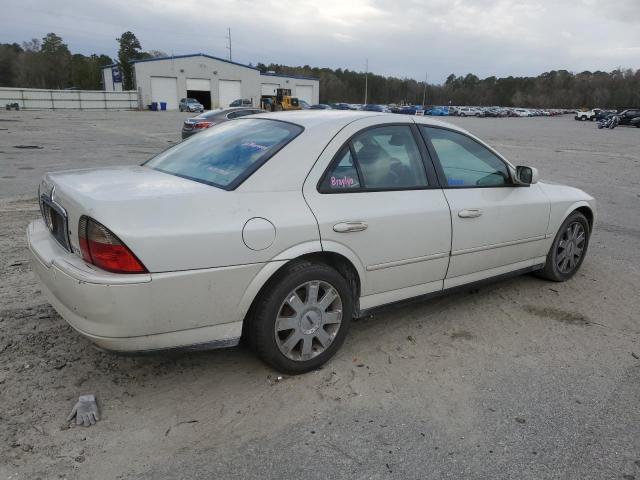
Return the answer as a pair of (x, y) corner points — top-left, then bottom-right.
(2, 0), (639, 83)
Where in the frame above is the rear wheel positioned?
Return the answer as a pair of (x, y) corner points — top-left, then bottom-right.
(536, 211), (590, 282)
(251, 261), (353, 374)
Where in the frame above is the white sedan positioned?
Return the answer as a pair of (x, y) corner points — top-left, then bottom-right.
(28, 112), (595, 373)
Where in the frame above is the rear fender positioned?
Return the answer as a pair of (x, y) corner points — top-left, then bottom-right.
(237, 241), (322, 319)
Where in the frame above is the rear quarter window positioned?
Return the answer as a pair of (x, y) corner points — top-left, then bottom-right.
(145, 119), (302, 189)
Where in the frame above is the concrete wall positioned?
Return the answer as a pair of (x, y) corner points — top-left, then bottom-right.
(0, 87), (138, 110)
(133, 55), (261, 110)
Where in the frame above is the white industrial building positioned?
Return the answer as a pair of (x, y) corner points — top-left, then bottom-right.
(101, 53), (319, 110)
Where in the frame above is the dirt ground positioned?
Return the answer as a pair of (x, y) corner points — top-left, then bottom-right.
(0, 110), (639, 480)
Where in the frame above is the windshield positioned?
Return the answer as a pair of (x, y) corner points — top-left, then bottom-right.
(145, 119), (303, 189)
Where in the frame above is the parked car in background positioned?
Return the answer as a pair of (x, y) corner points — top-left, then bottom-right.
(482, 108), (502, 118)
(29, 111), (595, 374)
(181, 107), (264, 139)
(595, 109), (617, 121)
(425, 106), (449, 116)
(630, 117), (640, 128)
(298, 100), (311, 109)
(179, 98), (204, 113)
(331, 103), (352, 110)
(574, 109), (599, 121)
(616, 109), (640, 125)
(513, 108), (532, 117)
(229, 98), (253, 107)
(393, 105), (422, 115)
(457, 107), (484, 117)
(310, 104), (333, 110)
(362, 104), (391, 112)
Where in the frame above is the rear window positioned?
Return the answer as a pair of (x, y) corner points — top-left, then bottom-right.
(146, 119), (302, 190)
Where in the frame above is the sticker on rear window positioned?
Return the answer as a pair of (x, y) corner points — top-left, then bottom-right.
(331, 176), (357, 188)
(241, 142), (269, 151)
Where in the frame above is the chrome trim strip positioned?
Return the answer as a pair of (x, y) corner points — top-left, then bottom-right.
(451, 235), (546, 256)
(40, 188), (72, 253)
(367, 252), (449, 271)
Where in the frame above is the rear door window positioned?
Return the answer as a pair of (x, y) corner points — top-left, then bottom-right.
(319, 147), (361, 190)
(146, 119), (302, 189)
(319, 125), (428, 192)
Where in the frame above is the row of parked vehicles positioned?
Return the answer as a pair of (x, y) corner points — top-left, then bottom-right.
(574, 108), (640, 127)
(305, 103), (570, 117)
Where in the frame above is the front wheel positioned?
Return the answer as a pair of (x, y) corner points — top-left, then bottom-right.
(536, 211), (590, 282)
(251, 261), (353, 374)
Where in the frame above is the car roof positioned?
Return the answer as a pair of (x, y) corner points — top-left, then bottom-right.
(249, 110), (469, 133)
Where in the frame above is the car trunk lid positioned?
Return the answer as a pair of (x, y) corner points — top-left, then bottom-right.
(40, 165), (225, 264)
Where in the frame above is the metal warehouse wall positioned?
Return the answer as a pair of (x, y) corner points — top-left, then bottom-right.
(0, 87), (138, 110)
(259, 75), (320, 105)
(134, 56), (262, 110)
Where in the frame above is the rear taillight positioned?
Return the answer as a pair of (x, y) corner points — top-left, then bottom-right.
(194, 121), (212, 129)
(78, 216), (147, 274)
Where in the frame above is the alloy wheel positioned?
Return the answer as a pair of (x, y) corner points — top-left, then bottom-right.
(275, 280), (343, 361)
(556, 221), (586, 274)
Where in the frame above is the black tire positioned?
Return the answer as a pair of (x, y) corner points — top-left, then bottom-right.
(536, 211), (590, 282)
(250, 260), (353, 374)
(460, 113), (466, 117)
(581, 116), (587, 121)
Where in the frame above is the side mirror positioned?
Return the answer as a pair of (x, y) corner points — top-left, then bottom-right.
(515, 166), (539, 185)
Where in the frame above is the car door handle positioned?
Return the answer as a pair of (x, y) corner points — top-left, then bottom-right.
(333, 221), (368, 233)
(458, 209), (483, 218)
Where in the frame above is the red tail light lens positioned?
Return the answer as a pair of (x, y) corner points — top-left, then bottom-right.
(78, 216), (147, 273)
(194, 121), (212, 129)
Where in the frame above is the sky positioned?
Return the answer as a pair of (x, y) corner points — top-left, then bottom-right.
(2, 0), (639, 83)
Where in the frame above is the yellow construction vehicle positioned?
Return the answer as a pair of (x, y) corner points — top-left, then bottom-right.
(261, 88), (301, 111)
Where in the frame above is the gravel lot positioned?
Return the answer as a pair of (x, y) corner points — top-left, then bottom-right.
(1, 110), (639, 479)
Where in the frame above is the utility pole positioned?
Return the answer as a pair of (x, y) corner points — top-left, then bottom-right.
(364, 58), (368, 105)
(226, 28), (232, 61)
(422, 72), (428, 106)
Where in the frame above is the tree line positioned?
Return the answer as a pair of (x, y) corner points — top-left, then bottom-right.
(0, 32), (165, 91)
(1, 32), (638, 108)
(257, 63), (640, 109)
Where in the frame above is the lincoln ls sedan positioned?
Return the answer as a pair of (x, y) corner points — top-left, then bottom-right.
(28, 111), (595, 373)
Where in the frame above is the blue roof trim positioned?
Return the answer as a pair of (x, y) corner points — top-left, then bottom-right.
(260, 71), (319, 81)
(130, 53), (259, 71)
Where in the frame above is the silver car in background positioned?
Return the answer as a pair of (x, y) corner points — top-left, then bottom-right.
(181, 107), (265, 139)
(179, 98), (205, 113)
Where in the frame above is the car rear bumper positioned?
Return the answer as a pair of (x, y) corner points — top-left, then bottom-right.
(181, 129), (197, 139)
(27, 219), (260, 352)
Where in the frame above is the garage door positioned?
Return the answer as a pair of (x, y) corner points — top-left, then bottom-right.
(186, 78), (211, 91)
(296, 85), (313, 105)
(218, 80), (242, 108)
(150, 77), (178, 110)
(261, 83), (279, 96)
